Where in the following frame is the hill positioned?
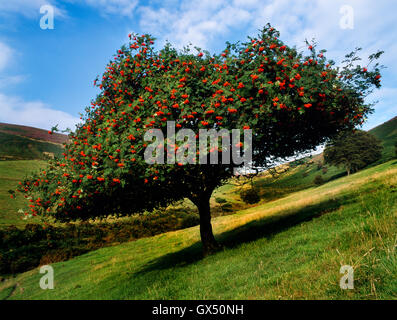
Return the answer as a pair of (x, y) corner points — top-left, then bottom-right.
(368, 116), (397, 162)
(1, 160), (395, 300)
(0, 123), (68, 160)
(0, 160), (46, 227)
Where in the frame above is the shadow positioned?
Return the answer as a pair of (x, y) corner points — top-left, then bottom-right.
(137, 242), (204, 274)
(0, 284), (16, 300)
(135, 195), (351, 277)
(326, 171), (347, 183)
(218, 198), (343, 249)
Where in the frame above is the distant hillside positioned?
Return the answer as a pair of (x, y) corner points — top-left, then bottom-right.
(0, 123), (69, 160)
(368, 116), (397, 162)
(0, 123), (69, 144)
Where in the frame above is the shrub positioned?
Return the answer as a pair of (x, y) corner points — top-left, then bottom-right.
(221, 203), (233, 212)
(179, 213), (200, 228)
(0, 210), (200, 275)
(215, 197), (227, 204)
(322, 166), (328, 174)
(39, 248), (88, 266)
(240, 188), (261, 204)
(313, 175), (325, 185)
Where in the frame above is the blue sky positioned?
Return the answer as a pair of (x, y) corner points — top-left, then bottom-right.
(0, 0), (396, 131)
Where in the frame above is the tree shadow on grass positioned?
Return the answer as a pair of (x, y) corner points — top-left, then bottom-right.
(217, 197), (344, 249)
(326, 171), (347, 183)
(136, 194), (353, 276)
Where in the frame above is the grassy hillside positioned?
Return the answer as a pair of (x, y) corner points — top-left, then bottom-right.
(0, 132), (65, 160)
(0, 161), (46, 227)
(252, 156), (344, 201)
(0, 123), (68, 160)
(1, 161), (395, 300)
(369, 116), (397, 162)
(0, 123), (69, 145)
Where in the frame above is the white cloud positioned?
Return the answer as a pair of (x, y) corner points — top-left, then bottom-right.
(0, 42), (27, 89)
(84, 0), (138, 17)
(0, 75), (27, 88)
(0, 0), (66, 18)
(137, 0), (397, 65)
(0, 93), (80, 131)
(138, 0), (253, 49)
(0, 41), (77, 132)
(0, 42), (13, 72)
(0, 0), (139, 19)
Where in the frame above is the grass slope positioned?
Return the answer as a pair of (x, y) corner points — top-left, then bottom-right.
(253, 157), (344, 201)
(1, 161), (395, 300)
(0, 160), (46, 227)
(0, 123), (68, 160)
(369, 116), (397, 162)
(0, 123), (69, 145)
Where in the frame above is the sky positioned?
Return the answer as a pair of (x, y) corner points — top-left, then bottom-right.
(0, 0), (396, 131)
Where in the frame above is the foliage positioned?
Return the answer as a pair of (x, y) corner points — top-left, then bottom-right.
(215, 197), (227, 204)
(313, 174), (324, 185)
(14, 24), (383, 253)
(240, 187), (261, 204)
(220, 202), (233, 212)
(324, 130), (383, 175)
(0, 210), (199, 274)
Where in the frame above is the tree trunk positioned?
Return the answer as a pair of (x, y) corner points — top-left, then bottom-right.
(192, 194), (221, 256)
(346, 162), (351, 176)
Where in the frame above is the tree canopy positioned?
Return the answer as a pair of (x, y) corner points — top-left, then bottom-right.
(15, 24), (383, 254)
(324, 130), (383, 175)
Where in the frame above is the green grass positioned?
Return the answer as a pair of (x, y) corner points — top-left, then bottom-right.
(369, 116), (397, 162)
(0, 131), (64, 160)
(253, 158), (344, 201)
(0, 160), (46, 227)
(1, 160), (395, 300)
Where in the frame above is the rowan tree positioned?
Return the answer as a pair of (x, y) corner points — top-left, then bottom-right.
(15, 25), (383, 255)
